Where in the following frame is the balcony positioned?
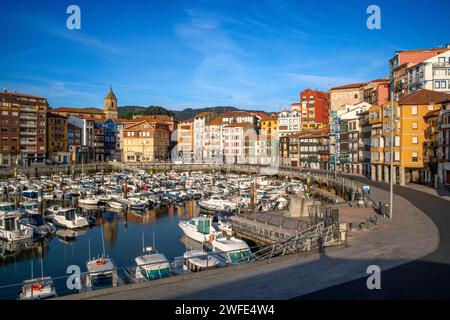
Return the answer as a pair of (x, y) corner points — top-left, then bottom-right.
(433, 62), (450, 68)
(20, 114), (37, 120)
(21, 130), (37, 136)
(20, 122), (36, 128)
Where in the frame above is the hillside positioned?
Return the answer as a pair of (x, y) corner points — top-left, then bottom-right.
(118, 105), (267, 120)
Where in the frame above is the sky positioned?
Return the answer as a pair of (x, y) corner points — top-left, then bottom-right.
(2, 0), (450, 112)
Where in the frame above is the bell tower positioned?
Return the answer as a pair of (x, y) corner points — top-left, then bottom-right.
(104, 85), (118, 119)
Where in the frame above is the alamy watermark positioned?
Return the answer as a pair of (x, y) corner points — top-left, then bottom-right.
(66, 5), (81, 30)
(366, 5), (381, 30)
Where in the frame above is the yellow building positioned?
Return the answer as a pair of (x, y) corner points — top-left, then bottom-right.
(260, 114), (278, 137)
(368, 105), (384, 182)
(373, 90), (449, 185)
(122, 120), (170, 162)
(176, 118), (194, 161)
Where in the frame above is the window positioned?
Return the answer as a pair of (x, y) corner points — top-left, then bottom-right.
(411, 106), (418, 115)
(412, 122), (418, 129)
(436, 81), (441, 89)
(412, 152), (418, 162)
(412, 136), (418, 144)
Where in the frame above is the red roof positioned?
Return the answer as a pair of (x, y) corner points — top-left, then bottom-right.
(398, 89), (450, 105)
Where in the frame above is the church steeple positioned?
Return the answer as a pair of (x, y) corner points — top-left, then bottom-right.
(104, 85), (118, 119)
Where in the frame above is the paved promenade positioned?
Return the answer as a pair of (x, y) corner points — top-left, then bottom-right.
(298, 176), (450, 299)
(61, 181), (439, 300)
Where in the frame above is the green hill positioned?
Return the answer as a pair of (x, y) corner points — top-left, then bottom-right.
(118, 105), (267, 120)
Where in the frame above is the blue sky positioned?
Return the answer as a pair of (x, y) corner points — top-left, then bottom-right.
(2, 0), (450, 112)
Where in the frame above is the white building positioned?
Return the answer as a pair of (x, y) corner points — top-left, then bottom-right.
(407, 50), (450, 94)
(193, 112), (214, 162)
(277, 110), (301, 137)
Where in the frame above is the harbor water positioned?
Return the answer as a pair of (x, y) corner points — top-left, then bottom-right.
(0, 201), (199, 299)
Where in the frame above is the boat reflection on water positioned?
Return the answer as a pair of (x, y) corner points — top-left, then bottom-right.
(0, 238), (33, 262)
(55, 228), (88, 244)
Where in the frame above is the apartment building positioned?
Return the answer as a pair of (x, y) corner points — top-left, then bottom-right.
(438, 100), (450, 185)
(389, 46), (450, 98)
(298, 89), (330, 129)
(423, 109), (440, 186)
(277, 110), (301, 137)
(358, 110), (372, 177)
(0, 90), (48, 167)
(193, 112), (214, 162)
(407, 50), (450, 94)
(176, 119), (194, 161)
(223, 122), (257, 164)
(363, 79), (390, 106)
(369, 105), (384, 182)
(68, 123), (82, 164)
(122, 120), (170, 162)
(46, 112), (69, 164)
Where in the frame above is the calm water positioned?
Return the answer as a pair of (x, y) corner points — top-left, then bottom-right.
(0, 201), (200, 299)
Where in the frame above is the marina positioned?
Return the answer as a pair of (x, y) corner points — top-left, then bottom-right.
(0, 169), (334, 300)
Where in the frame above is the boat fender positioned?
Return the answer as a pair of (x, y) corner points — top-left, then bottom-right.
(32, 283), (44, 291)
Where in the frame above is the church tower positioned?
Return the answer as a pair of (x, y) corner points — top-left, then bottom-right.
(104, 85), (118, 119)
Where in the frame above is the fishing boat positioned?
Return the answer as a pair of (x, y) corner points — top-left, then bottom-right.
(178, 216), (216, 243)
(0, 203), (33, 242)
(211, 236), (252, 264)
(47, 206), (89, 229)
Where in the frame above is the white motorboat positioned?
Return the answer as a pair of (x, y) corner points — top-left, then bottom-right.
(82, 256), (122, 291)
(0, 203), (33, 242)
(212, 236), (252, 264)
(178, 216), (216, 243)
(123, 247), (171, 283)
(18, 244), (57, 300)
(108, 201), (124, 210)
(197, 195), (239, 211)
(183, 249), (219, 272)
(48, 207), (89, 229)
(78, 196), (100, 205)
(18, 277), (57, 300)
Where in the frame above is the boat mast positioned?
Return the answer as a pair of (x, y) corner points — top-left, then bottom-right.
(100, 219), (106, 258)
(40, 244), (44, 281)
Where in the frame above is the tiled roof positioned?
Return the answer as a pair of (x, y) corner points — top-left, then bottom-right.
(0, 92), (47, 100)
(224, 122), (255, 128)
(52, 107), (105, 114)
(206, 116), (225, 126)
(398, 89), (450, 105)
(331, 82), (367, 90)
(195, 111), (215, 118)
(423, 109), (441, 118)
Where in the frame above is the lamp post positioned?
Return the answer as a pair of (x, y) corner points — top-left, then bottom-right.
(389, 78), (395, 219)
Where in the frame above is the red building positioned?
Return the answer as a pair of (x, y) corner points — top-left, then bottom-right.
(298, 89), (330, 129)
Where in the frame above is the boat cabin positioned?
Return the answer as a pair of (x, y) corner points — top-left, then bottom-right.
(135, 253), (171, 280)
